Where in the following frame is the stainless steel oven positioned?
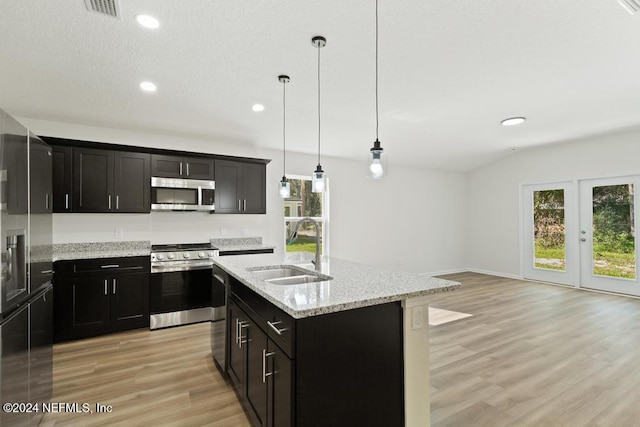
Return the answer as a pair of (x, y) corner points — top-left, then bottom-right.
(149, 243), (220, 329)
(151, 177), (215, 211)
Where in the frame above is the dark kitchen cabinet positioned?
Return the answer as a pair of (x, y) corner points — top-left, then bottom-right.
(224, 277), (403, 427)
(215, 160), (266, 214)
(227, 293), (294, 427)
(52, 145), (73, 212)
(54, 257), (150, 342)
(151, 154), (214, 180)
(73, 148), (150, 213)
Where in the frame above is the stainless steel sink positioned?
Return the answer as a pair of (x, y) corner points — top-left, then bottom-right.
(248, 265), (332, 286)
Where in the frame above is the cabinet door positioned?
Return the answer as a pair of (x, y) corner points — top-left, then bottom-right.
(51, 145), (73, 212)
(0, 304), (30, 427)
(242, 163), (266, 214)
(268, 339), (294, 427)
(246, 316), (269, 427)
(151, 154), (184, 178)
(114, 151), (150, 213)
(73, 148), (115, 212)
(227, 298), (246, 393)
(110, 272), (150, 331)
(183, 156), (214, 179)
(69, 276), (111, 339)
(29, 134), (53, 214)
(29, 287), (53, 423)
(214, 160), (242, 213)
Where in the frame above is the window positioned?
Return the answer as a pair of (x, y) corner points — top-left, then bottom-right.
(283, 176), (328, 256)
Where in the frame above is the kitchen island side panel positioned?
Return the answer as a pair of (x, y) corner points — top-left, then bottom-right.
(295, 302), (404, 427)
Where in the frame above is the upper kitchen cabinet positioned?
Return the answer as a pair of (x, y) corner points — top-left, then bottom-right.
(51, 145), (72, 212)
(73, 148), (150, 213)
(214, 160), (266, 214)
(151, 154), (214, 180)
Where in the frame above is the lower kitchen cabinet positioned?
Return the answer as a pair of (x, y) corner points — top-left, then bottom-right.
(225, 277), (401, 427)
(53, 257), (150, 342)
(228, 294), (294, 427)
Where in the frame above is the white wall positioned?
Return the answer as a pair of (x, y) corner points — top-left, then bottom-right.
(20, 117), (468, 274)
(467, 127), (640, 277)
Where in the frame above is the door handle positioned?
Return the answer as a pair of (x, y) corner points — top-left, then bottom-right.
(113, 278), (117, 294)
(104, 279), (108, 295)
(266, 320), (287, 336)
(108, 195), (112, 210)
(65, 193), (69, 210)
(116, 195), (119, 210)
(238, 322), (249, 348)
(243, 199), (247, 211)
(238, 200), (241, 211)
(180, 162), (183, 176)
(186, 163), (190, 176)
(45, 193), (50, 210)
(262, 349), (276, 383)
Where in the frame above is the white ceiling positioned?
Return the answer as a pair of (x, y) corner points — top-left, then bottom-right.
(1, 0), (639, 172)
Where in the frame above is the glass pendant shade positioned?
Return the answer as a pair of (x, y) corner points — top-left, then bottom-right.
(312, 165), (325, 193)
(367, 139), (387, 179)
(279, 176), (290, 198)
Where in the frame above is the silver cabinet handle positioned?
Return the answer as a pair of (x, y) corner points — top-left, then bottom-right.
(108, 195), (112, 210)
(101, 264), (120, 269)
(243, 199), (247, 211)
(262, 349), (276, 383)
(235, 318), (240, 344)
(266, 320), (287, 336)
(186, 163), (190, 176)
(104, 279), (108, 295)
(116, 195), (119, 210)
(40, 269), (54, 274)
(65, 193), (69, 210)
(45, 193), (50, 210)
(238, 321), (249, 348)
(113, 278), (117, 294)
(213, 274), (225, 284)
(179, 162), (183, 176)
(238, 199), (241, 211)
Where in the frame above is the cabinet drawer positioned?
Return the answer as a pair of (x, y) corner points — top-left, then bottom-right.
(56, 256), (150, 276)
(230, 279), (295, 358)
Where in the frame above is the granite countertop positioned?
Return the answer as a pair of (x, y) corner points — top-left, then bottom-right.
(213, 254), (460, 319)
(211, 237), (275, 253)
(53, 241), (151, 261)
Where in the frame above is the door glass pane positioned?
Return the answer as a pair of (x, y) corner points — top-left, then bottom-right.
(533, 189), (566, 271)
(592, 184), (635, 279)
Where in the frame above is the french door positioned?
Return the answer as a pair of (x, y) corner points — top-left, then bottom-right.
(579, 177), (640, 295)
(523, 176), (640, 297)
(523, 182), (578, 286)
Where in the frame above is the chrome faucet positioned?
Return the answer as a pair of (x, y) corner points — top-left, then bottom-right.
(287, 217), (321, 271)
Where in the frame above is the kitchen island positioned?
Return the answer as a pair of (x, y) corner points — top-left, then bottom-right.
(213, 254), (460, 427)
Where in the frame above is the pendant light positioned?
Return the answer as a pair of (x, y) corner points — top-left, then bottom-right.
(368, 0), (387, 179)
(279, 75), (291, 198)
(311, 35), (326, 193)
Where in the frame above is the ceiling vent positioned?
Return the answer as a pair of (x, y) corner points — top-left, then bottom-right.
(84, 0), (121, 18)
(617, 0), (640, 14)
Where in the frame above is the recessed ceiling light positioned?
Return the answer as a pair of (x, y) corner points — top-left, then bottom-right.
(139, 81), (157, 92)
(252, 104), (265, 112)
(501, 117), (526, 126)
(135, 14), (160, 29)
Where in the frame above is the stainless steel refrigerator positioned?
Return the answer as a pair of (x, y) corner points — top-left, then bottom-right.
(0, 109), (53, 427)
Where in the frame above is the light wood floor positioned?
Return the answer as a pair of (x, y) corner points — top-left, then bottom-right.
(431, 272), (640, 427)
(42, 273), (640, 426)
(41, 322), (250, 427)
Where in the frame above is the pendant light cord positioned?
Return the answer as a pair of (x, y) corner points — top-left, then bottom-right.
(317, 43), (321, 166)
(375, 0), (379, 141)
(283, 79), (286, 175)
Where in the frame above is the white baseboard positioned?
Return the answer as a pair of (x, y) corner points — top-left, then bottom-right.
(464, 268), (522, 280)
(419, 268), (522, 280)
(419, 268), (468, 277)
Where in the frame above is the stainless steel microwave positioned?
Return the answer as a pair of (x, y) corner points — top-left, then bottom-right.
(151, 177), (215, 211)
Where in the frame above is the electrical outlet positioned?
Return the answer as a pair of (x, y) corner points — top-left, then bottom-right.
(412, 306), (424, 330)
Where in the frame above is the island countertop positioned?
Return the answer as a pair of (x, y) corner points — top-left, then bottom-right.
(213, 254), (460, 319)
